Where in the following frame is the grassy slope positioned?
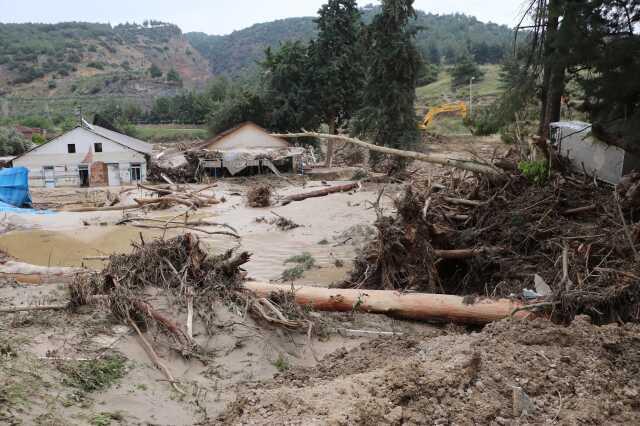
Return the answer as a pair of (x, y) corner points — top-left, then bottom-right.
(134, 125), (208, 143)
(415, 64), (502, 135)
(416, 64), (502, 107)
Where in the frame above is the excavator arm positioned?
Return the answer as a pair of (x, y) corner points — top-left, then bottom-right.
(418, 101), (468, 130)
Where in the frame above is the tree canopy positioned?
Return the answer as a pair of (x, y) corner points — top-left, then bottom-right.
(355, 0), (422, 165)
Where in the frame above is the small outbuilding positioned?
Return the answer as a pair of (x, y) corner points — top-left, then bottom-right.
(198, 122), (304, 177)
(551, 121), (640, 185)
(12, 122), (153, 188)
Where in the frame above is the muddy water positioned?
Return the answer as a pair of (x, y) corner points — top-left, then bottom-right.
(0, 226), (181, 269)
(0, 182), (389, 285)
(200, 184), (386, 284)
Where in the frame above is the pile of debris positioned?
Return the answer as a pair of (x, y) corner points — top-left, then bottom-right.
(345, 171), (640, 324)
(246, 183), (272, 207)
(69, 234), (317, 392)
(148, 150), (221, 184)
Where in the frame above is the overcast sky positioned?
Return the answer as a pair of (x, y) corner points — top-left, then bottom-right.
(0, 0), (526, 35)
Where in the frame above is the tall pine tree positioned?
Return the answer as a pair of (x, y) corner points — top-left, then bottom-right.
(355, 0), (422, 170)
(311, 0), (364, 167)
(262, 42), (320, 132)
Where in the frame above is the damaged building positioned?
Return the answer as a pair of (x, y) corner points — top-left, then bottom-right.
(197, 122), (304, 177)
(12, 121), (152, 187)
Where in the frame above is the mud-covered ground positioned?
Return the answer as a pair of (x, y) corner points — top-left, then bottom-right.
(221, 317), (640, 425)
(3, 135), (638, 425)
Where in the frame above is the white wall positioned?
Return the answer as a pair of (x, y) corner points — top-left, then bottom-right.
(13, 127), (147, 187)
(206, 124), (289, 151)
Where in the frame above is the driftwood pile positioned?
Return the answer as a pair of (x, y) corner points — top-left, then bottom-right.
(345, 171), (640, 324)
(133, 183), (221, 211)
(69, 234), (317, 392)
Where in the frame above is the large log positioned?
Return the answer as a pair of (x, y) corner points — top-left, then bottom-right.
(272, 132), (504, 178)
(281, 182), (360, 206)
(0, 261), (85, 284)
(243, 282), (526, 324)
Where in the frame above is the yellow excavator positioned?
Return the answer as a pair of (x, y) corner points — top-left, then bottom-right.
(418, 101), (468, 130)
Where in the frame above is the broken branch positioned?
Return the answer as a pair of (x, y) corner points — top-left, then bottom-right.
(272, 132), (504, 177)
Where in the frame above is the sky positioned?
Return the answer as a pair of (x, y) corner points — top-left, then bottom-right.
(0, 0), (526, 35)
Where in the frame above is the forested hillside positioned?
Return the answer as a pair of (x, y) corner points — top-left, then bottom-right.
(187, 18), (317, 77)
(0, 21), (211, 116)
(186, 5), (514, 77)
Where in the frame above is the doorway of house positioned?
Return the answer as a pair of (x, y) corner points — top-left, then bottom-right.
(78, 165), (89, 187)
(43, 166), (55, 188)
(107, 163), (121, 186)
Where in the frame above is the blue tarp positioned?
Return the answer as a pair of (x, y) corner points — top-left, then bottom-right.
(0, 167), (33, 208)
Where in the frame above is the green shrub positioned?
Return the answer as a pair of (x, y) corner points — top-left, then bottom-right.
(0, 127), (30, 155)
(32, 134), (45, 144)
(518, 160), (548, 185)
(148, 64), (162, 78)
(166, 68), (181, 82)
(87, 61), (105, 70)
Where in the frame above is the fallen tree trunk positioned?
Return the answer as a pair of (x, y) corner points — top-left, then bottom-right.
(281, 182), (360, 206)
(0, 261), (85, 284)
(243, 282), (526, 324)
(272, 132), (504, 178)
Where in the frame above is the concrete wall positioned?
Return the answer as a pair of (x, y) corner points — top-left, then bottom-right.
(556, 126), (624, 185)
(205, 124), (289, 151)
(13, 127), (147, 187)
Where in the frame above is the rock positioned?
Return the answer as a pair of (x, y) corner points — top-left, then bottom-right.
(534, 274), (552, 296)
(384, 406), (403, 424)
(512, 386), (535, 417)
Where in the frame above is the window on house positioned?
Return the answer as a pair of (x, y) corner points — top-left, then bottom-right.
(130, 164), (142, 182)
(67, 144), (76, 153)
(94, 143), (103, 153)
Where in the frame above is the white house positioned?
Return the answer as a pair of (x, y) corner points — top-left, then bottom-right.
(198, 122), (303, 176)
(12, 123), (153, 188)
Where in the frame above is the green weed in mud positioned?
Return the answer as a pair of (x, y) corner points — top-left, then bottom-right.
(282, 252), (316, 282)
(58, 355), (127, 393)
(273, 355), (289, 372)
(91, 411), (123, 426)
(284, 252), (315, 270)
(518, 160), (549, 185)
(281, 265), (305, 282)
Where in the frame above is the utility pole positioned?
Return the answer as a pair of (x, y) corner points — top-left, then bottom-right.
(469, 77), (475, 116)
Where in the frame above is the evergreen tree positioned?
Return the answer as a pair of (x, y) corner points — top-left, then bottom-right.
(355, 0), (422, 169)
(311, 0), (364, 166)
(450, 54), (485, 88)
(148, 64), (162, 78)
(166, 68), (182, 83)
(262, 41), (320, 132)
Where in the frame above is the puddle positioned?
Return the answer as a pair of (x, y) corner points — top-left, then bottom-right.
(0, 226), (181, 269)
